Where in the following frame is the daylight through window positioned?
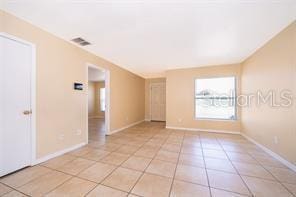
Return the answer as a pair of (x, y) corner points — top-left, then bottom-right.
(195, 77), (236, 120)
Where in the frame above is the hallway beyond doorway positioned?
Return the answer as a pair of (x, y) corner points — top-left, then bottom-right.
(88, 118), (105, 142)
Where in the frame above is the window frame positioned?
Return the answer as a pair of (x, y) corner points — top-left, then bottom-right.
(99, 87), (106, 112)
(194, 76), (237, 121)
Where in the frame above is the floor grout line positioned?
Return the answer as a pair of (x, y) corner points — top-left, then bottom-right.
(128, 129), (168, 196)
(200, 135), (213, 197)
(246, 150), (296, 197)
(216, 136), (254, 197)
(2, 121), (296, 197)
(167, 130), (185, 197)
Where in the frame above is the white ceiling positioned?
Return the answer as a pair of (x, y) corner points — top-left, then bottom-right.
(88, 67), (105, 82)
(2, 0), (296, 78)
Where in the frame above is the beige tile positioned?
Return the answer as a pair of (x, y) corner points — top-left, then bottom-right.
(58, 158), (95, 175)
(247, 150), (269, 158)
(68, 146), (93, 156)
(0, 183), (12, 196)
(183, 138), (201, 147)
(170, 180), (210, 197)
(2, 190), (27, 197)
(100, 152), (130, 165)
(202, 143), (223, 151)
(232, 162), (275, 180)
(78, 162), (117, 183)
(266, 167), (296, 184)
(134, 147), (159, 158)
(181, 146), (203, 156)
(113, 138), (131, 145)
(6, 123), (296, 197)
(283, 183), (296, 196)
(86, 185), (128, 197)
(166, 138), (183, 145)
(179, 153), (205, 168)
(145, 140), (164, 147)
(128, 194), (139, 197)
(223, 145), (247, 154)
(226, 152), (258, 164)
(256, 156), (287, 168)
(102, 167), (142, 192)
(146, 159), (176, 178)
(41, 154), (76, 169)
(115, 145), (140, 154)
(175, 164), (208, 186)
(155, 150), (179, 163)
(207, 169), (250, 195)
(82, 149), (110, 161)
(18, 171), (71, 196)
(205, 158), (236, 173)
(121, 156), (152, 171)
(161, 143), (181, 153)
(87, 140), (105, 148)
(243, 176), (293, 197)
(45, 177), (96, 196)
(203, 149), (228, 160)
(211, 188), (248, 197)
(0, 166), (51, 188)
(99, 143), (122, 152)
(131, 173), (172, 197)
(128, 140), (146, 147)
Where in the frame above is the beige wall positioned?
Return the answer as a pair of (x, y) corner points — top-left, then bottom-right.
(241, 21), (296, 165)
(166, 64), (241, 132)
(145, 78), (166, 120)
(1, 11), (145, 158)
(88, 81), (105, 118)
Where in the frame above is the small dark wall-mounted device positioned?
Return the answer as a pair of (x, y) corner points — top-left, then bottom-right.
(74, 83), (83, 90)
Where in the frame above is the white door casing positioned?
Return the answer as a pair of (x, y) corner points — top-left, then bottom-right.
(0, 33), (36, 176)
(86, 63), (110, 137)
(150, 82), (166, 121)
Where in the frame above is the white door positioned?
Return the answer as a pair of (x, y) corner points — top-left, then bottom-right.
(0, 35), (33, 177)
(151, 83), (166, 121)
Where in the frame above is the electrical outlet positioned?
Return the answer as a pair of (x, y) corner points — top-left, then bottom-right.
(126, 116), (129, 121)
(76, 129), (82, 136)
(58, 134), (64, 140)
(273, 136), (278, 144)
(178, 118), (182, 123)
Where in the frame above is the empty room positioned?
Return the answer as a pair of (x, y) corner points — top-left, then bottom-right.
(0, 1), (295, 196)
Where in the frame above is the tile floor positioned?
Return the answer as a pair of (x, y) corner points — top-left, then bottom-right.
(1, 121), (296, 197)
(88, 118), (106, 142)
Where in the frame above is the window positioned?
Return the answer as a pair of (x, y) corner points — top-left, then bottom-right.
(195, 77), (236, 120)
(100, 88), (106, 112)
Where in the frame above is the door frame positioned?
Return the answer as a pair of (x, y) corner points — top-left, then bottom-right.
(0, 32), (37, 165)
(150, 82), (166, 121)
(86, 63), (110, 140)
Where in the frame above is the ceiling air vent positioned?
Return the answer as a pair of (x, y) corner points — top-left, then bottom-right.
(71, 37), (91, 46)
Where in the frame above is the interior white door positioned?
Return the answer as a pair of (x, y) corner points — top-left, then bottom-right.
(0, 35), (32, 177)
(151, 83), (166, 121)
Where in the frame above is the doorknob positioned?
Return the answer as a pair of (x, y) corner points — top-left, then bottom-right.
(23, 110), (32, 115)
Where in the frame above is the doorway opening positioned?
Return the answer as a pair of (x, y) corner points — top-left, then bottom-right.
(87, 64), (110, 143)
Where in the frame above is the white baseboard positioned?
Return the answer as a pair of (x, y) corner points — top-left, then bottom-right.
(89, 116), (104, 119)
(166, 126), (240, 135)
(241, 133), (296, 172)
(32, 142), (87, 165)
(108, 120), (145, 135)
